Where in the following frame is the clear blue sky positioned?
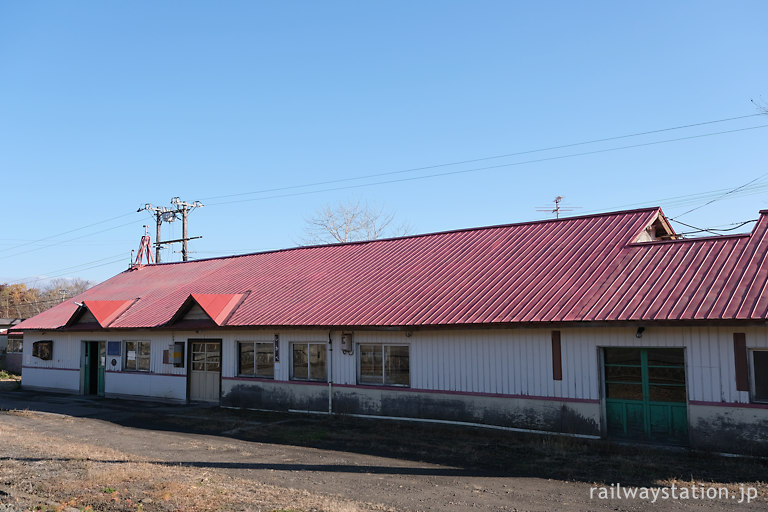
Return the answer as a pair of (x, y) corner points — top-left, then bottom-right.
(1, 1), (768, 286)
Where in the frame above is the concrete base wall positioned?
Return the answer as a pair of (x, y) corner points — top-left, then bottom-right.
(221, 379), (601, 436)
(105, 372), (187, 401)
(689, 404), (768, 456)
(21, 367), (79, 393)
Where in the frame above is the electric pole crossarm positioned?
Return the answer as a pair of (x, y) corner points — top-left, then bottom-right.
(155, 236), (203, 245)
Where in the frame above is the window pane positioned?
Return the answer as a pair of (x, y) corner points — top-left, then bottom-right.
(310, 344), (327, 381)
(206, 343), (218, 353)
(754, 351), (768, 401)
(385, 345), (409, 386)
(292, 344), (308, 380)
(605, 365), (642, 383)
(649, 385), (686, 403)
(139, 342), (151, 357)
(125, 342), (137, 370)
(604, 348), (641, 365)
(256, 343), (274, 377)
(138, 355), (150, 371)
(192, 343), (204, 353)
(359, 344), (383, 384)
(206, 355), (221, 372)
(239, 343), (255, 375)
(606, 382), (643, 400)
(193, 362), (205, 371)
(647, 348), (684, 367)
(648, 366), (685, 386)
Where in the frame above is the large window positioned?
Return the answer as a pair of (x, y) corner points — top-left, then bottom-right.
(359, 344), (410, 386)
(291, 342), (326, 381)
(124, 341), (150, 371)
(238, 342), (274, 378)
(751, 350), (768, 403)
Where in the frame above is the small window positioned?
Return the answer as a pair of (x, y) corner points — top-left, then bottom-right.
(751, 350), (768, 403)
(124, 341), (151, 371)
(32, 340), (53, 360)
(7, 338), (23, 353)
(359, 344), (410, 386)
(238, 342), (274, 378)
(291, 342), (326, 381)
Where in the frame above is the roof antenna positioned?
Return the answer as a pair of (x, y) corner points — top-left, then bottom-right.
(130, 225), (155, 269)
(536, 196), (581, 219)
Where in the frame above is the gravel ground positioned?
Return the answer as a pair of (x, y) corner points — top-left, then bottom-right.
(0, 390), (767, 511)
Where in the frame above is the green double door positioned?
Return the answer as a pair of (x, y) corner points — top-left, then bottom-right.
(83, 341), (106, 396)
(604, 348), (688, 444)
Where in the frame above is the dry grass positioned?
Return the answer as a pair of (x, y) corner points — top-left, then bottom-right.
(0, 420), (391, 512)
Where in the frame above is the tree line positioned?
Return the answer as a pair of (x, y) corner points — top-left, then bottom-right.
(0, 279), (91, 319)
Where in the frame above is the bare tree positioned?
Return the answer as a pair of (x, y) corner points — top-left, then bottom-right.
(302, 201), (410, 245)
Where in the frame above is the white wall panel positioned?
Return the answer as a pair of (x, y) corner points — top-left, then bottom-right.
(22, 324), (768, 406)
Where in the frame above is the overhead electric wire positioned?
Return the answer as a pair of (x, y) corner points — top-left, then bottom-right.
(0, 219), (139, 262)
(206, 123), (768, 206)
(0, 211), (136, 255)
(8, 253), (128, 287)
(676, 219), (758, 237)
(671, 172), (768, 220)
(201, 113), (765, 202)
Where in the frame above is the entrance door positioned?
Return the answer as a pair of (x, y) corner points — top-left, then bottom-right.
(604, 348), (688, 443)
(83, 341), (106, 396)
(189, 340), (221, 402)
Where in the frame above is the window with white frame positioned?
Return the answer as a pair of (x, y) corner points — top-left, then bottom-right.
(7, 338), (22, 353)
(238, 341), (274, 378)
(291, 342), (326, 381)
(124, 341), (150, 371)
(751, 349), (768, 403)
(358, 344), (410, 386)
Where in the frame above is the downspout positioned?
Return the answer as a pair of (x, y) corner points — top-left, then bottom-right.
(328, 330), (333, 414)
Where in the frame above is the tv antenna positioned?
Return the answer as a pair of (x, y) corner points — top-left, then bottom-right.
(536, 196), (581, 219)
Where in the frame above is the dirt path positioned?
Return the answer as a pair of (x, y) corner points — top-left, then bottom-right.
(0, 391), (766, 511)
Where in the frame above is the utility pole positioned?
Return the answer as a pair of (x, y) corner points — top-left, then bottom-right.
(139, 198), (203, 263)
(170, 197), (204, 261)
(137, 203), (172, 262)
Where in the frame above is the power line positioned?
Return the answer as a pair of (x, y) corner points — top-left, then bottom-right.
(207, 123), (768, 206)
(671, 172), (768, 220)
(201, 113), (765, 203)
(0, 219), (138, 262)
(0, 211), (136, 255)
(676, 219), (758, 237)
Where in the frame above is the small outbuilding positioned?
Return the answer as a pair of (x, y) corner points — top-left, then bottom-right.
(12, 207), (768, 454)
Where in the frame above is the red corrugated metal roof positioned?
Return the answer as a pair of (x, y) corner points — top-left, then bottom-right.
(16, 207), (768, 331)
(66, 300), (135, 328)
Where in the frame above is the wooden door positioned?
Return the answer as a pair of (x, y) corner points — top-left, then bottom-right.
(189, 340), (221, 402)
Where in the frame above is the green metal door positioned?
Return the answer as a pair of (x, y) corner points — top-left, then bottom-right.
(604, 348), (688, 444)
(83, 342), (106, 396)
(97, 341), (106, 396)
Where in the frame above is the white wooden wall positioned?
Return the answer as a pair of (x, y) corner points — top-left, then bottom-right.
(22, 325), (768, 404)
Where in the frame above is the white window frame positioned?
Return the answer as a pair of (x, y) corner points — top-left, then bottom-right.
(124, 340), (151, 372)
(290, 342), (327, 382)
(357, 343), (410, 387)
(749, 348), (768, 404)
(237, 341), (275, 378)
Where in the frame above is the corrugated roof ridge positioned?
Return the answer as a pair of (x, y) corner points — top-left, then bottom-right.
(141, 206), (665, 267)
